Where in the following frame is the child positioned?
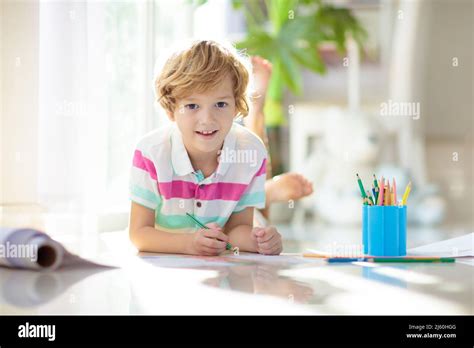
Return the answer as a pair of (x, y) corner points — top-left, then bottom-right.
(128, 40), (282, 256)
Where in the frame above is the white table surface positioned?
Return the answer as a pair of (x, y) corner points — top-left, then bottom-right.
(0, 220), (472, 315)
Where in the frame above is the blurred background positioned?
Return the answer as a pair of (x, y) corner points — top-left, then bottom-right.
(1, 0), (472, 246)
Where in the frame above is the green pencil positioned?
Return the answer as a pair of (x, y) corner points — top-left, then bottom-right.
(372, 257), (455, 263)
(185, 212), (233, 250)
(324, 257), (456, 263)
(356, 174), (368, 205)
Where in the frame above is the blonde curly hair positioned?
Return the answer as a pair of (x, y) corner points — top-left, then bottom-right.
(155, 40), (251, 118)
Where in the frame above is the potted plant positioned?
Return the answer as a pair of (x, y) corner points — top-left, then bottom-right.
(194, 0), (366, 175)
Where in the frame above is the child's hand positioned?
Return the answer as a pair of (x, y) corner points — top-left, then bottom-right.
(188, 223), (229, 256)
(251, 226), (282, 255)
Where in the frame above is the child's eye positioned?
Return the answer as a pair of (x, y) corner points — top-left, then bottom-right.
(216, 101), (228, 108)
(185, 104), (199, 110)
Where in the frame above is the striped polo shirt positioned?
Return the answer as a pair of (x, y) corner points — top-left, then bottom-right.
(129, 122), (267, 232)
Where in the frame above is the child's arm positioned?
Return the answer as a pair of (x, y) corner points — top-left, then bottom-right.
(224, 207), (258, 252)
(129, 202), (228, 255)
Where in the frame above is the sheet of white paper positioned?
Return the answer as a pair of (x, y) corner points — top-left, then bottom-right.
(140, 252), (318, 269)
(408, 233), (474, 257)
(225, 252), (318, 265)
(456, 258), (474, 267)
(140, 254), (236, 268)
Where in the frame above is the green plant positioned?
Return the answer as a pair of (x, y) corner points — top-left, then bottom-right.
(233, 0), (366, 126)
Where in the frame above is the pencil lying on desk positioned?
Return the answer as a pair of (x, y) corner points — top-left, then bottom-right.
(324, 257), (455, 263)
(302, 252), (332, 258)
(372, 257), (455, 263)
(185, 212), (234, 251)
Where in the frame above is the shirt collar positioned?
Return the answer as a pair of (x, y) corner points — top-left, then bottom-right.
(170, 123), (237, 178)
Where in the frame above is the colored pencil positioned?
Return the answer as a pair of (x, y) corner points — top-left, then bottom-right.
(373, 174), (379, 202)
(325, 257), (455, 263)
(392, 177), (397, 204)
(302, 253), (331, 259)
(366, 190), (374, 205)
(356, 174), (368, 205)
(372, 257), (455, 263)
(186, 212), (233, 250)
(327, 257), (368, 263)
(401, 181), (412, 206)
(378, 178), (384, 205)
(386, 181), (391, 206)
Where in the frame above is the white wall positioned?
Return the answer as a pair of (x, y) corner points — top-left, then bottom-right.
(0, 1), (39, 205)
(422, 0), (473, 138)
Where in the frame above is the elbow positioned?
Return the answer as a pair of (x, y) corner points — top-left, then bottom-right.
(128, 226), (146, 252)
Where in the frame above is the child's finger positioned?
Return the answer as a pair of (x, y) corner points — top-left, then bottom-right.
(203, 228), (229, 242)
(202, 237), (226, 249)
(205, 222), (222, 230)
(200, 246), (223, 256)
(257, 227), (277, 243)
(250, 230), (259, 241)
(258, 236), (280, 251)
(252, 227), (265, 239)
(257, 232), (273, 244)
(259, 242), (282, 255)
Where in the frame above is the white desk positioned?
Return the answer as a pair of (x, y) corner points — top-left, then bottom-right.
(0, 225), (472, 315)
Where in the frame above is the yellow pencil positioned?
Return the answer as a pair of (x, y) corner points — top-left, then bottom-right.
(401, 181), (412, 206)
(303, 253), (329, 259)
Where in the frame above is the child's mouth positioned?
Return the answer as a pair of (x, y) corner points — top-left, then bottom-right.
(195, 130), (218, 139)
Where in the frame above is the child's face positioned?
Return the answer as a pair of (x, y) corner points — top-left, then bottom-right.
(170, 74), (237, 156)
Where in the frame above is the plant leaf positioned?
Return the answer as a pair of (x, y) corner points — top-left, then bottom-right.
(278, 48), (302, 95)
(265, 0), (298, 33)
(291, 45), (326, 74)
(231, 0), (244, 10)
(235, 29), (276, 60)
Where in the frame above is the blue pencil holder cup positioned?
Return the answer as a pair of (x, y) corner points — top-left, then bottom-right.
(362, 205), (407, 256)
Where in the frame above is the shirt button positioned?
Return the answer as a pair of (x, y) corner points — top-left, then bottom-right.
(196, 201), (202, 208)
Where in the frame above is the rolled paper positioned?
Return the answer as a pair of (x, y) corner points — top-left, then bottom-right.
(0, 228), (63, 271)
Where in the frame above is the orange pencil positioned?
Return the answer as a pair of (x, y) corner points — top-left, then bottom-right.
(386, 181), (391, 205)
(378, 178), (384, 205)
(392, 177), (397, 204)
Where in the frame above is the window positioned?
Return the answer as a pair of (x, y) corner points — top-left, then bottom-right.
(37, 0), (240, 232)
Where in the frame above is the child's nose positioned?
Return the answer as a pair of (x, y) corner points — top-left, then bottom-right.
(198, 108), (216, 123)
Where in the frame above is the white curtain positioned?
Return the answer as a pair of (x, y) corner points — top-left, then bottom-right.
(39, 1), (107, 214)
(37, 0), (241, 231)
